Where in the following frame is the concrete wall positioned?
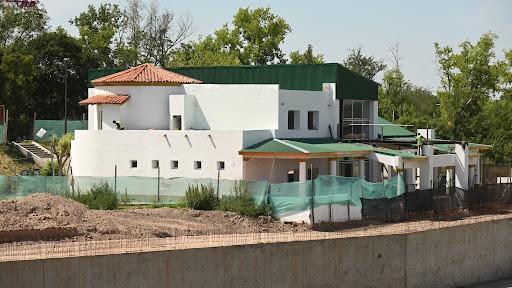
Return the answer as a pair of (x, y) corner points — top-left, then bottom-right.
(3, 219), (512, 288)
(71, 129), (269, 179)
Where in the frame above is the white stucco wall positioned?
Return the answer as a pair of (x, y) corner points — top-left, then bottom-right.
(245, 158), (330, 183)
(183, 84), (280, 130)
(71, 129), (272, 179)
(276, 89), (337, 139)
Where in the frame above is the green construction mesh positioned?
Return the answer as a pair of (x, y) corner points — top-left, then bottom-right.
(33, 120), (88, 141)
(0, 124), (5, 144)
(0, 175), (404, 217)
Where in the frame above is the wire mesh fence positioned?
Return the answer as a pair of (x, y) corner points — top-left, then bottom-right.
(0, 124), (5, 144)
(0, 210), (511, 262)
(32, 120), (88, 141)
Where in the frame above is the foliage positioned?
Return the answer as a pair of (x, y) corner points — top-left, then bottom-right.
(39, 160), (58, 176)
(219, 180), (271, 217)
(50, 133), (73, 176)
(213, 7), (291, 65)
(0, 4), (48, 51)
(170, 36), (241, 67)
(289, 44), (324, 64)
(343, 46), (386, 80)
(67, 181), (119, 210)
(185, 183), (218, 210)
(70, 3), (122, 69)
(434, 33), (501, 141)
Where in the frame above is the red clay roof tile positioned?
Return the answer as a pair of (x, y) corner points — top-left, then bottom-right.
(91, 63), (202, 86)
(79, 94), (130, 105)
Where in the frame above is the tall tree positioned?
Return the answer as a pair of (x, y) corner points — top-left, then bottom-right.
(0, 4), (48, 51)
(28, 28), (86, 123)
(116, 0), (196, 67)
(215, 7), (291, 65)
(434, 33), (501, 141)
(289, 44), (324, 64)
(170, 36), (240, 67)
(70, 3), (122, 69)
(343, 46), (386, 80)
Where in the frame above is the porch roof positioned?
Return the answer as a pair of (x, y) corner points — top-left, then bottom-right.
(239, 138), (425, 160)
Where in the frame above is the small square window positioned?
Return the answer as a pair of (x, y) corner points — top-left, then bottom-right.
(194, 161), (202, 170)
(152, 160), (159, 169)
(171, 160), (178, 169)
(130, 160), (137, 168)
(217, 161), (225, 170)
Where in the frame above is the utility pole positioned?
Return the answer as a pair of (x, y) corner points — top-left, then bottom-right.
(63, 58), (69, 134)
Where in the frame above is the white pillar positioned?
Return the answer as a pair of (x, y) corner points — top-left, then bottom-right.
(405, 168), (415, 191)
(299, 160), (307, 182)
(358, 158), (365, 180)
(469, 165), (475, 189)
(446, 167), (454, 187)
(455, 144), (469, 190)
(243, 158), (249, 180)
(329, 158), (337, 176)
(419, 145), (434, 190)
(475, 158), (481, 185)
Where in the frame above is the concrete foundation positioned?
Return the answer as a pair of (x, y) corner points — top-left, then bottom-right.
(2, 219), (512, 288)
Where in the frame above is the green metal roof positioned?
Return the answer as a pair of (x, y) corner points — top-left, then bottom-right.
(88, 63), (378, 101)
(240, 138), (425, 160)
(240, 138), (373, 154)
(377, 117), (416, 138)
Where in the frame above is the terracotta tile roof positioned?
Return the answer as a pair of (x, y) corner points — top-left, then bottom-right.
(91, 63), (202, 86)
(79, 94), (130, 105)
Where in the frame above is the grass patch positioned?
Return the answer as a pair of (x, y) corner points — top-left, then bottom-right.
(0, 144), (38, 175)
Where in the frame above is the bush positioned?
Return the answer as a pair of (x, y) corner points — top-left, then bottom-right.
(68, 182), (119, 210)
(185, 183), (218, 210)
(39, 161), (58, 176)
(219, 180), (271, 217)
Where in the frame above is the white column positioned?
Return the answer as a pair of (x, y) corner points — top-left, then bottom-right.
(419, 145), (434, 190)
(329, 158), (337, 176)
(455, 144), (469, 190)
(469, 165), (475, 189)
(405, 168), (415, 191)
(243, 158), (249, 180)
(475, 158), (481, 185)
(358, 158), (365, 180)
(446, 167), (454, 187)
(299, 160), (307, 182)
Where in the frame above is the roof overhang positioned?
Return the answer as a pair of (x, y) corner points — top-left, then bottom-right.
(79, 94), (130, 105)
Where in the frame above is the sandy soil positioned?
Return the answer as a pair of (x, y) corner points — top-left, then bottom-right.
(0, 193), (310, 243)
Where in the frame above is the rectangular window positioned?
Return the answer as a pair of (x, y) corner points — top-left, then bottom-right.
(308, 111), (319, 130)
(343, 100), (353, 119)
(288, 110), (300, 130)
(194, 161), (202, 170)
(217, 161), (225, 170)
(130, 160), (137, 168)
(152, 160), (159, 169)
(171, 160), (178, 169)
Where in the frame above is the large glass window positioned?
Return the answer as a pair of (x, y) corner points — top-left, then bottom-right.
(342, 100), (371, 139)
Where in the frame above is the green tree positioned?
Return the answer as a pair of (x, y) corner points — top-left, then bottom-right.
(215, 7), (291, 65)
(70, 3), (122, 69)
(27, 28), (87, 122)
(343, 46), (386, 80)
(289, 44), (324, 64)
(170, 36), (240, 67)
(0, 4), (48, 51)
(434, 33), (502, 141)
(0, 53), (34, 140)
(50, 133), (73, 176)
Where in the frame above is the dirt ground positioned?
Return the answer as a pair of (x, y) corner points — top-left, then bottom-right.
(0, 193), (310, 243)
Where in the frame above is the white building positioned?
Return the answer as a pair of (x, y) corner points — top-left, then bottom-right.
(72, 63), (489, 191)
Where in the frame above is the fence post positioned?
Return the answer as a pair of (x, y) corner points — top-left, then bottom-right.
(114, 165), (117, 194)
(310, 178), (315, 226)
(157, 166), (160, 203)
(216, 169), (220, 200)
(33, 112), (37, 140)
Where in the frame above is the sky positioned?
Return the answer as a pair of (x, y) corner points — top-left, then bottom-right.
(42, 0), (512, 91)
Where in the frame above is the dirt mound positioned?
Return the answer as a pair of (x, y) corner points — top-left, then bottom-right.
(0, 193), (310, 243)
